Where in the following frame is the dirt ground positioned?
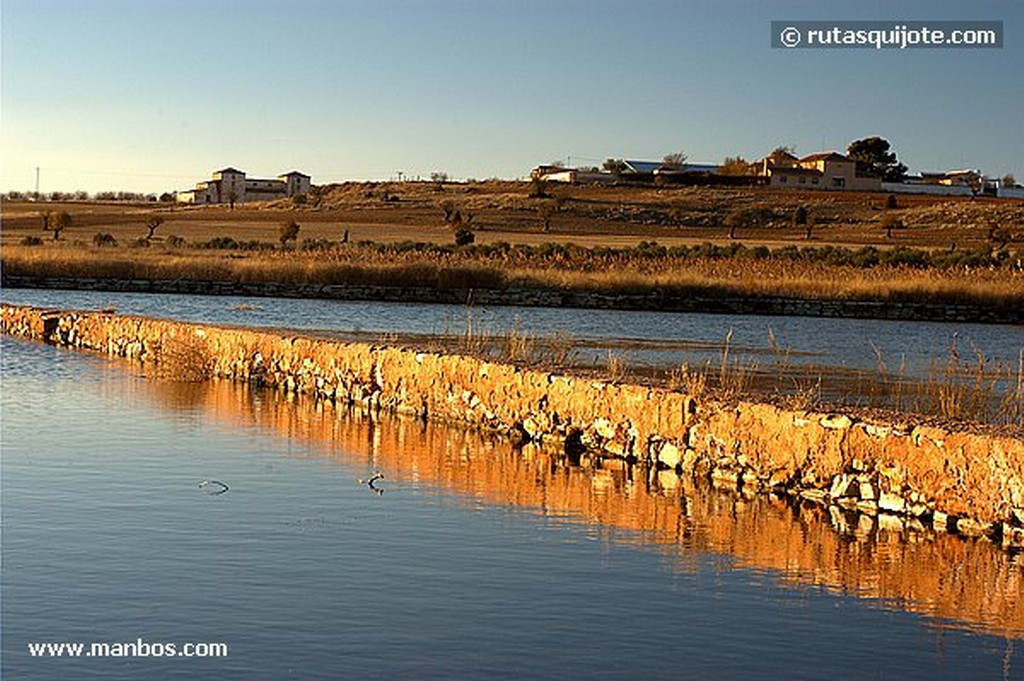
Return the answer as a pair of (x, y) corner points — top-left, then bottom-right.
(3, 181), (1022, 251)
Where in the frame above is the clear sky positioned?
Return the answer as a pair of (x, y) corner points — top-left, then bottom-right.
(2, 0), (1020, 194)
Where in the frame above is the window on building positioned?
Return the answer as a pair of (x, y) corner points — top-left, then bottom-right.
(812, 177), (819, 185)
(831, 177), (845, 188)
(780, 175), (787, 183)
(799, 176), (806, 184)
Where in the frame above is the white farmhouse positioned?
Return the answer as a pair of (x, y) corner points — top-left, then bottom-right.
(177, 168), (311, 204)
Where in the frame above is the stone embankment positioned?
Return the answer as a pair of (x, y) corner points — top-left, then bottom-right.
(4, 303), (1024, 548)
(3, 276), (1020, 323)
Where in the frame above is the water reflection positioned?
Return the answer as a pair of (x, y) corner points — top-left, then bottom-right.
(134, 375), (1023, 639)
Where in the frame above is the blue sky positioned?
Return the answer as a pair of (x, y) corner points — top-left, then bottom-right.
(2, 0), (1020, 194)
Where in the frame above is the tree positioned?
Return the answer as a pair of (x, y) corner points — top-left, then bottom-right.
(723, 210), (746, 239)
(662, 151), (687, 168)
(768, 145), (796, 163)
(847, 136), (907, 182)
(719, 156), (753, 176)
(278, 219), (300, 246)
(145, 216), (165, 242)
(430, 171), (449, 191)
(52, 211), (72, 240)
(602, 158), (627, 174)
(227, 190), (238, 210)
(881, 214), (903, 238)
(538, 203), (556, 232)
(40, 210), (52, 232)
(1002, 173), (1017, 188)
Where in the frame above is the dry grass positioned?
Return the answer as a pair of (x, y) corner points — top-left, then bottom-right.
(4, 241), (1023, 313)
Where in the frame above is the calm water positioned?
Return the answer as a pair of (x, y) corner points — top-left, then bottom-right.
(2, 336), (1021, 680)
(3, 287), (1021, 379)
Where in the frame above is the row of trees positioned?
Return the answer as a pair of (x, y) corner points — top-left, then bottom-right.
(5, 190), (176, 202)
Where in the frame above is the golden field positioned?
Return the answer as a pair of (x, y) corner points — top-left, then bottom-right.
(2, 181), (1023, 312)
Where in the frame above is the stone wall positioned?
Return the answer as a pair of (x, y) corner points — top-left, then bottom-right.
(3, 277), (1018, 324)
(3, 303), (1023, 547)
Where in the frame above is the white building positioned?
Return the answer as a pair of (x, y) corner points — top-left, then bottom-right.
(177, 168), (311, 204)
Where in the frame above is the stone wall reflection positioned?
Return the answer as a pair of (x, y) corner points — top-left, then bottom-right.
(145, 377), (1023, 639)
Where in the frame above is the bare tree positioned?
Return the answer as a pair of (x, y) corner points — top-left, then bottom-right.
(662, 151), (688, 168)
(145, 216), (165, 242)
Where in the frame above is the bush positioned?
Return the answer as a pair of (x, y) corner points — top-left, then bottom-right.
(198, 236), (240, 249)
(454, 228), (476, 246)
(885, 247), (929, 268)
(166, 235), (187, 248)
(20, 236), (44, 246)
(851, 247), (881, 268)
(93, 232), (118, 247)
(300, 238), (335, 251)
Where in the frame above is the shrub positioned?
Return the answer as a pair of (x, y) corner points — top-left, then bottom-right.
(454, 228), (476, 246)
(886, 247), (929, 268)
(20, 235), (44, 246)
(300, 238), (335, 251)
(166, 235), (187, 248)
(886, 193), (899, 209)
(93, 232), (118, 247)
(198, 236), (240, 249)
(851, 247), (881, 268)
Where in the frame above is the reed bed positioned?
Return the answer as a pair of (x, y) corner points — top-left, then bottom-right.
(5, 240), (1023, 312)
